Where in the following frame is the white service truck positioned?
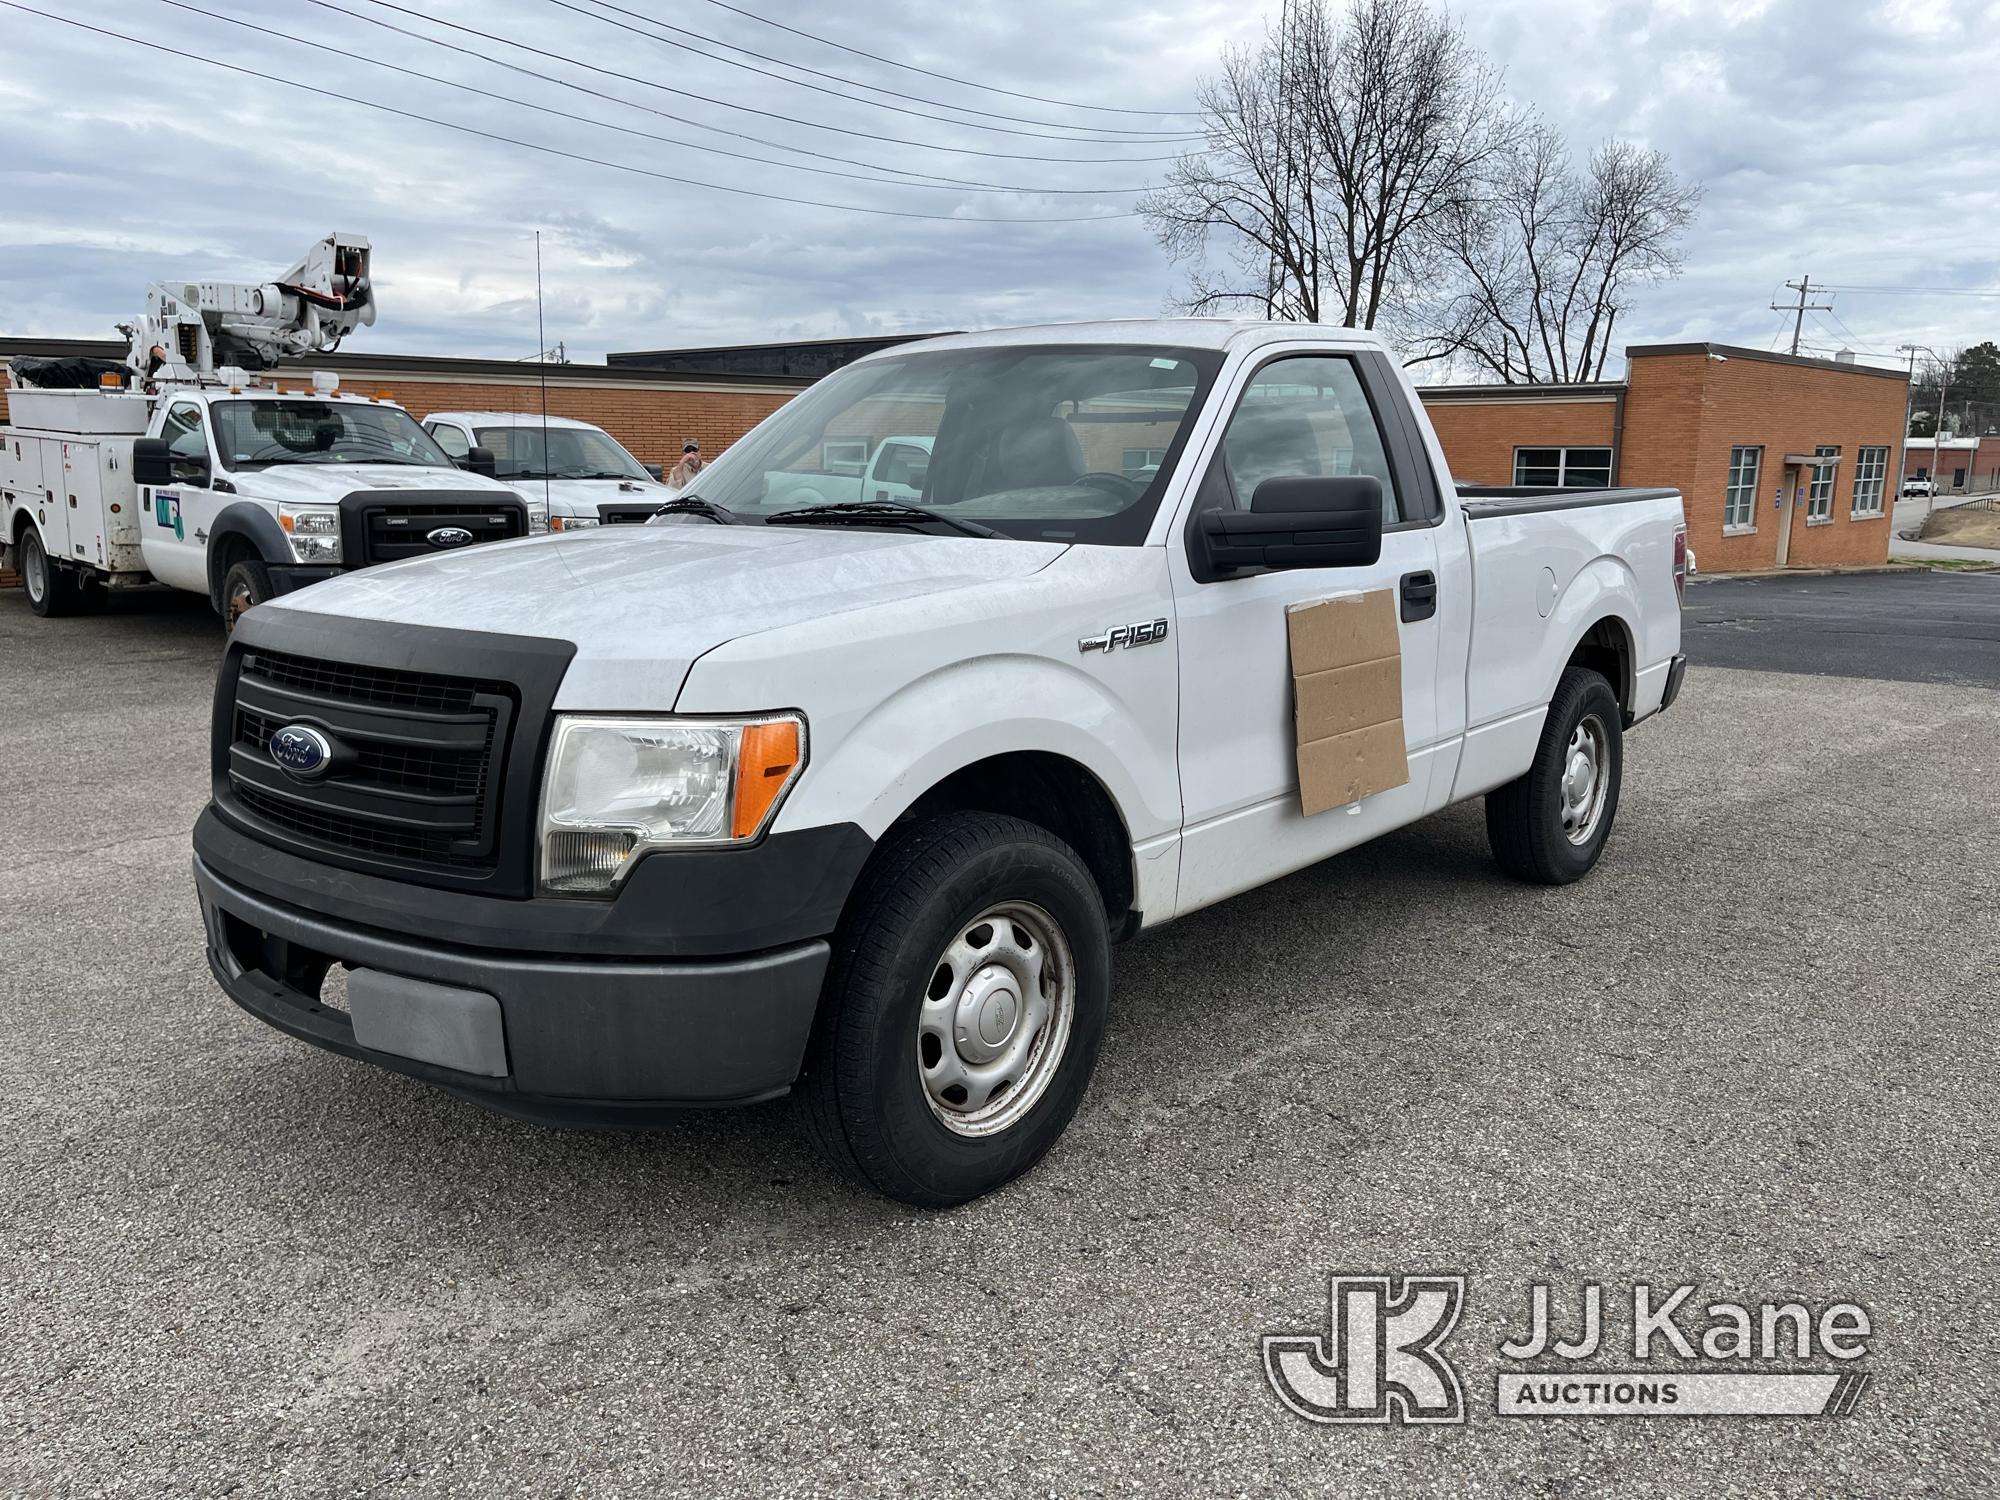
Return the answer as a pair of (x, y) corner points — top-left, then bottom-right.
(762, 433), (932, 511)
(422, 411), (671, 530)
(192, 321), (1688, 1207)
(0, 235), (542, 626)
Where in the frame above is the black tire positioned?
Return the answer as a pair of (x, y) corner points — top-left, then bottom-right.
(1485, 665), (1623, 885)
(220, 557), (274, 634)
(18, 528), (79, 618)
(795, 811), (1111, 1208)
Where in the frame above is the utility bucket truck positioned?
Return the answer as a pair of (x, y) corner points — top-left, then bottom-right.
(1, 234), (544, 629)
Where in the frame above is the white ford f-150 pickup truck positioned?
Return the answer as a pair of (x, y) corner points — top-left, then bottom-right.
(192, 320), (1687, 1206)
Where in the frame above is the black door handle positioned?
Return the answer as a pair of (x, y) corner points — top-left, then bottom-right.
(1401, 570), (1438, 622)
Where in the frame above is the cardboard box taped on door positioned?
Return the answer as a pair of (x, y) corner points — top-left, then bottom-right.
(1286, 588), (1408, 816)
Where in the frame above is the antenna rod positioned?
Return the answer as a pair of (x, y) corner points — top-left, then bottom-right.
(535, 229), (550, 514)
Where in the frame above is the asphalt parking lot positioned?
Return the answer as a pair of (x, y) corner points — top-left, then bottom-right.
(3, 571), (1997, 1498)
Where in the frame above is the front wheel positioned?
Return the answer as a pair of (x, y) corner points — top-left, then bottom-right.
(1485, 665), (1623, 884)
(220, 558), (274, 634)
(795, 812), (1111, 1207)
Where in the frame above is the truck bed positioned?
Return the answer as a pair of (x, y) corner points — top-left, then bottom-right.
(1456, 484), (1680, 518)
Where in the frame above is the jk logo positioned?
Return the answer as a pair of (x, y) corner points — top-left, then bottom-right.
(1263, 1274), (1467, 1425)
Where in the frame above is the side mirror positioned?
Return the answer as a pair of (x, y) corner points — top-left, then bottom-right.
(464, 445), (498, 479)
(1192, 475), (1383, 580)
(132, 437), (173, 488)
(643, 463), (664, 481)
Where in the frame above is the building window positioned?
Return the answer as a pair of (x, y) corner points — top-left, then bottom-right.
(1513, 446), (1614, 488)
(1121, 447), (1167, 482)
(820, 438), (869, 476)
(1806, 444), (1838, 522)
(1851, 446), (1888, 517)
(1953, 466), (1968, 489)
(1724, 445), (1761, 531)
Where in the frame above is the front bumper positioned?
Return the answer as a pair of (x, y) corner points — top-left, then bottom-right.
(266, 563), (344, 596)
(195, 854), (831, 1117)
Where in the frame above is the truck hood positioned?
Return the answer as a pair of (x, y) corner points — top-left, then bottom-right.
(264, 523), (1068, 708)
(230, 464), (528, 505)
(506, 476), (671, 516)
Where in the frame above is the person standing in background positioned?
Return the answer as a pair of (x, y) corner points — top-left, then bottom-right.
(666, 439), (704, 491)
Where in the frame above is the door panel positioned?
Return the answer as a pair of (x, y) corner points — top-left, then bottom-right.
(1170, 350), (1444, 916)
(139, 401), (221, 593)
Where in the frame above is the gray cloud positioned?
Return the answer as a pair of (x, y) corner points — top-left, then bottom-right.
(2, 0), (1995, 371)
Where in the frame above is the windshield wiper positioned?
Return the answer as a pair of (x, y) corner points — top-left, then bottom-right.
(650, 495), (743, 525)
(764, 500), (1005, 540)
(557, 469), (637, 481)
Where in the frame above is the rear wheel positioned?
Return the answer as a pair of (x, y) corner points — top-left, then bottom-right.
(19, 528), (80, 618)
(220, 558), (274, 634)
(1485, 665), (1623, 884)
(795, 811), (1111, 1207)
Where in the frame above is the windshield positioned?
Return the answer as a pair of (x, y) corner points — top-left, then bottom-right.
(680, 343), (1222, 544)
(211, 400), (454, 470)
(476, 424), (652, 482)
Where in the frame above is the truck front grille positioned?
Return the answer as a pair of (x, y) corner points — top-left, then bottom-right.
(355, 500), (528, 566)
(221, 647), (514, 882)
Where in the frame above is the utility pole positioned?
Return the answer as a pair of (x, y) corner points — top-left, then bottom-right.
(1772, 275), (1833, 357)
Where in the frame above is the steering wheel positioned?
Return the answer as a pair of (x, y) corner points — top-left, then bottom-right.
(1074, 471), (1141, 502)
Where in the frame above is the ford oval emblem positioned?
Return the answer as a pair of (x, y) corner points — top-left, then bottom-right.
(427, 525), (475, 549)
(269, 723), (333, 779)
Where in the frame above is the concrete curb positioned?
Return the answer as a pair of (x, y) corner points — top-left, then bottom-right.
(1692, 562), (2000, 582)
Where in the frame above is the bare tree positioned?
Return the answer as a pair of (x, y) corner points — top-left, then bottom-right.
(1417, 125), (1701, 382)
(1140, 0), (1514, 330)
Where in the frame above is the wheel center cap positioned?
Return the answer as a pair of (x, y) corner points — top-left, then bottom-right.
(954, 966), (1020, 1063)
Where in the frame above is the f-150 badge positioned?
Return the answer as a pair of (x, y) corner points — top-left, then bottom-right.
(1079, 618), (1169, 653)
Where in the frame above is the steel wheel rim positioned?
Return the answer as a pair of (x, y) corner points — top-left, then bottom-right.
(22, 535), (46, 602)
(226, 579), (256, 629)
(916, 899), (1075, 1138)
(1560, 713), (1609, 846)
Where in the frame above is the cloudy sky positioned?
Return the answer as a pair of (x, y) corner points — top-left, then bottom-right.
(2, 0), (1996, 375)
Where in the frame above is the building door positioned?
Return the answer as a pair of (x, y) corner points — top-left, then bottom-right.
(1775, 463), (1802, 567)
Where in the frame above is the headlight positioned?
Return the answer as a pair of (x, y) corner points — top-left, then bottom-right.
(278, 504), (341, 564)
(538, 713), (806, 895)
(528, 500), (550, 535)
(550, 515), (600, 531)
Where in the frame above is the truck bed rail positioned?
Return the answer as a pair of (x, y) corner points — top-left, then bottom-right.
(1457, 485), (1680, 520)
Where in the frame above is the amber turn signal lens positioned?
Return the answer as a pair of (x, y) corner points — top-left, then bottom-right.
(732, 720), (802, 838)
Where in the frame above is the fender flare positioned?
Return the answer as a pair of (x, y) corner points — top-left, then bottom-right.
(205, 503), (293, 607)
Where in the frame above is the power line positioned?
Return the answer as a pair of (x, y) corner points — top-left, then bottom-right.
(341, 0), (1190, 165)
(0, 3), (1139, 225)
(687, 0), (1204, 119)
(549, 0), (1201, 144)
(1818, 283), (2000, 298)
(307, 0), (1007, 189)
(159, 0), (1142, 196)
(553, 0), (1202, 139)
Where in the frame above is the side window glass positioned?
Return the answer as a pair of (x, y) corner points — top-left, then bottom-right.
(429, 423), (470, 460)
(875, 442), (927, 488)
(1205, 356), (1400, 523)
(163, 404), (210, 469)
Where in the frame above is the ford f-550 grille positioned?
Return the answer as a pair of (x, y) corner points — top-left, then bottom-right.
(335, 490), (531, 569)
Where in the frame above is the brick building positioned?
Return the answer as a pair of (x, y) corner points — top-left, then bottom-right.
(1901, 435), (2000, 495)
(5, 332), (1910, 574)
(1419, 344), (1910, 571)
